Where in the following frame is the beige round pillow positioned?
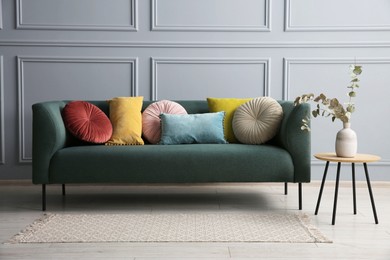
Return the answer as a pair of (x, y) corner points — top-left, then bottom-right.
(232, 97), (283, 144)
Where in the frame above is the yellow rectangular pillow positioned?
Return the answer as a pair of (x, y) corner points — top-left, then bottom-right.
(207, 97), (252, 143)
(106, 96), (144, 145)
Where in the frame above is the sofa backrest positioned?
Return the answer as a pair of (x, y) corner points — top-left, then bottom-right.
(87, 100), (211, 116)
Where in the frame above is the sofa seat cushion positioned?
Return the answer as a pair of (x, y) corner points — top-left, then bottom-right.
(49, 144), (294, 183)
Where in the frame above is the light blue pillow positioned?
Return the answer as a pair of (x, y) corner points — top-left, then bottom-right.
(159, 112), (227, 145)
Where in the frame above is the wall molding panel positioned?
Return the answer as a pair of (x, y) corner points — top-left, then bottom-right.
(151, 57), (270, 100)
(152, 0), (271, 32)
(16, 0), (138, 31)
(2, 40), (390, 49)
(283, 57), (390, 166)
(0, 56), (4, 164)
(283, 57), (390, 100)
(285, 0), (390, 32)
(17, 56), (138, 163)
(0, 0), (3, 30)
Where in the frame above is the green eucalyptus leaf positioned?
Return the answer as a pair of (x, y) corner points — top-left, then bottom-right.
(351, 78), (359, 83)
(296, 64), (362, 130)
(323, 99), (330, 106)
(353, 66), (362, 75)
(329, 98), (339, 108)
(294, 96), (301, 106)
(301, 125), (311, 132)
(347, 105), (355, 113)
(314, 93), (326, 103)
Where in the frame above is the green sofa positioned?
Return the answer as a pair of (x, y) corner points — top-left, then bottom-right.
(32, 100), (311, 211)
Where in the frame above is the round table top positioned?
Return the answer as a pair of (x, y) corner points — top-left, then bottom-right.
(314, 153), (381, 163)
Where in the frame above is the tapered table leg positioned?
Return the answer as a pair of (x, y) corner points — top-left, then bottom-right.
(332, 162), (341, 225)
(363, 163), (379, 224)
(352, 163), (357, 214)
(315, 161), (329, 215)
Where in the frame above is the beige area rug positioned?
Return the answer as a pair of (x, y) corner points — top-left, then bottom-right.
(8, 213), (331, 243)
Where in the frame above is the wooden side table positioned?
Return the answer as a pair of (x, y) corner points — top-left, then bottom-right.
(314, 153), (380, 225)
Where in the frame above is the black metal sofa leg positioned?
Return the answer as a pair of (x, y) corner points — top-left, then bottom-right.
(298, 183), (302, 210)
(284, 182), (302, 210)
(42, 184), (46, 211)
(42, 184), (66, 211)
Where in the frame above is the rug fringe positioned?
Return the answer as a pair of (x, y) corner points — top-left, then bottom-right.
(297, 213), (332, 243)
(5, 213), (56, 244)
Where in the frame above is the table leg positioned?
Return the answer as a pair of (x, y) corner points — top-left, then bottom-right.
(363, 163), (379, 224)
(332, 162), (341, 225)
(315, 161), (329, 215)
(352, 163), (357, 215)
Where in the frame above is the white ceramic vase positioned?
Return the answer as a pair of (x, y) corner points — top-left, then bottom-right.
(335, 122), (357, 158)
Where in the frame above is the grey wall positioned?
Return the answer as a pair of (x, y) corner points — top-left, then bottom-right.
(0, 0), (390, 181)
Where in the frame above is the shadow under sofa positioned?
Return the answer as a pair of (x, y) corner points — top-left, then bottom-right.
(32, 100), (311, 211)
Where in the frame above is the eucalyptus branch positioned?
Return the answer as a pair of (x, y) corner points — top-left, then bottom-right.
(294, 64), (363, 131)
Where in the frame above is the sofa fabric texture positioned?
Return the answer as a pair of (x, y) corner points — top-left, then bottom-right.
(49, 144), (293, 183)
(32, 100), (311, 186)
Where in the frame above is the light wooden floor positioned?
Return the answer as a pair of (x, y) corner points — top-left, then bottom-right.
(0, 181), (389, 259)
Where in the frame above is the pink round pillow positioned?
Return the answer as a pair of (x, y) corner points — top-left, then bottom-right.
(62, 101), (113, 143)
(142, 100), (187, 144)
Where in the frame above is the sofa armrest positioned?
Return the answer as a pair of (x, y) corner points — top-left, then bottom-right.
(275, 101), (311, 183)
(32, 101), (68, 184)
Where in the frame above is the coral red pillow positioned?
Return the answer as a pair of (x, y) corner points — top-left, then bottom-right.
(142, 100), (187, 144)
(62, 101), (112, 143)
